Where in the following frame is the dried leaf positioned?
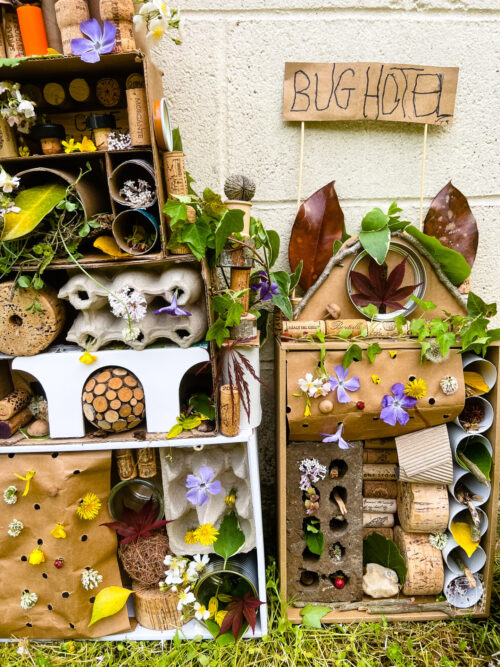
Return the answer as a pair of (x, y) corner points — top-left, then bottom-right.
(289, 181), (345, 290)
(464, 371), (490, 396)
(350, 257), (422, 313)
(423, 182), (478, 268)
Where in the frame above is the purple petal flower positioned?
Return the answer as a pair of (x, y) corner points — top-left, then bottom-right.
(380, 382), (417, 426)
(71, 19), (116, 63)
(329, 365), (360, 404)
(251, 270), (280, 301)
(320, 424), (351, 450)
(185, 466), (222, 506)
(154, 292), (192, 317)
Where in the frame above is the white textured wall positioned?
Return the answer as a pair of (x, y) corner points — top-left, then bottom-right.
(151, 1), (500, 542)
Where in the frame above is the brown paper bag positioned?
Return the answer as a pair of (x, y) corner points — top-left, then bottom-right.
(0, 451), (130, 639)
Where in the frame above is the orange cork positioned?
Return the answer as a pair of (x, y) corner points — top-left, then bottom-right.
(17, 6), (48, 57)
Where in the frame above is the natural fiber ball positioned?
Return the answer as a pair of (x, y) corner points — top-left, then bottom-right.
(224, 174), (256, 202)
(119, 533), (171, 585)
(82, 366), (145, 432)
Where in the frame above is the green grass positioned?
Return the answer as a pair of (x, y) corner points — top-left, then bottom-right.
(2, 558), (499, 667)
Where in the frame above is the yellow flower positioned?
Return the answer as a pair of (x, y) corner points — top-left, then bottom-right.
(224, 494), (236, 508)
(304, 403), (311, 417)
(14, 470), (35, 496)
(215, 610), (227, 626)
(194, 523), (219, 546)
(18, 145), (29, 157)
(63, 640), (76, 653)
(79, 350), (97, 365)
(184, 529), (199, 544)
(77, 492), (101, 520)
(405, 378), (427, 400)
(77, 136), (97, 152)
(28, 547), (46, 565)
(50, 523), (67, 539)
(62, 138), (79, 153)
(371, 375), (381, 385)
(389, 350), (397, 359)
(208, 596), (218, 618)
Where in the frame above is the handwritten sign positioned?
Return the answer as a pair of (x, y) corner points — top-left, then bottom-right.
(283, 62), (458, 125)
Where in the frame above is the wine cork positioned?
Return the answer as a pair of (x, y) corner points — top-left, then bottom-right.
(40, 137), (62, 155)
(137, 447), (157, 478)
(94, 127), (113, 150)
(397, 482), (449, 534)
(0, 407), (32, 439)
(325, 319), (410, 338)
(163, 152), (188, 196)
(230, 313), (257, 340)
(100, 0), (136, 52)
(363, 480), (398, 499)
(362, 498), (397, 513)
(282, 320), (326, 338)
(0, 390), (31, 420)
(0, 19), (6, 57)
(55, 0), (90, 55)
(116, 449), (137, 481)
(3, 8), (25, 58)
(220, 385), (240, 437)
(133, 583), (181, 631)
(363, 464), (397, 481)
(363, 449), (399, 464)
(363, 527), (394, 540)
(230, 268), (251, 314)
(363, 512), (395, 528)
(394, 527), (444, 596)
(126, 88), (151, 146)
(0, 119), (18, 158)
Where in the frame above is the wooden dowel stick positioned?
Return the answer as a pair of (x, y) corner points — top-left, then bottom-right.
(418, 123), (429, 230)
(296, 121), (305, 212)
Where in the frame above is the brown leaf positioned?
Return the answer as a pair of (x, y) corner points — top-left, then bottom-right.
(424, 182), (478, 268)
(289, 181), (345, 290)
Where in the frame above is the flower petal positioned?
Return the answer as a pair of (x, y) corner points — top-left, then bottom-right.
(79, 50), (102, 64)
(198, 466), (214, 484)
(207, 480), (222, 496)
(185, 473), (201, 489)
(343, 376), (360, 392)
(70, 38), (93, 56)
(394, 404), (410, 426)
(400, 395), (418, 409)
(334, 365), (347, 381)
(391, 382), (406, 399)
(80, 19), (102, 42)
(328, 377), (339, 390)
(336, 385), (351, 403)
(380, 405), (397, 426)
(381, 394), (393, 408)
(101, 20), (117, 49)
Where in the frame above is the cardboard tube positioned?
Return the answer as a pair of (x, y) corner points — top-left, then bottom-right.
(126, 88), (151, 146)
(0, 390), (31, 420)
(3, 8), (24, 58)
(0, 407), (32, 438)
(363, 464), (398, 481)
(220, 385), (240, 437)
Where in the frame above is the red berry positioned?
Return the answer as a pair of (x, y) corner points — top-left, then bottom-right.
(356, 401), (365, 410)
(334, 576), (345, 589)
(54, 558), (64, 569)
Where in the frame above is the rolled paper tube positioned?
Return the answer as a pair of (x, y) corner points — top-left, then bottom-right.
(3, 8), (24, 58)
(126, 88), (151, 146)
(362, 498), (397, 513)
(363, 481), (398, 499)
(397, 482), (449, 534)
(363, 512), (395, 528)
(363, 527), (394, 540)
(115, 449), (137, 481)
(363, 464), (398, 481)
(0, 390), (31, 420)
(394, 526), (444, 596)
(281, 320), (326, 338)
(230, 268), (251, 315)
(137, 448), (157, 478)
(55, 0), (90, 55)
(0, 407), (32, 439)
(363, 449), (399, 464)
(219, 384), (240, 437)
(41, 0), (63, 53)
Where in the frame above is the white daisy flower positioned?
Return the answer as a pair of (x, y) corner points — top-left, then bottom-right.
(176, 586), (195, 610)
(194, 601), (210, 621)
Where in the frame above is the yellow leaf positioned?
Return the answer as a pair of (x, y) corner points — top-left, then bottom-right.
(88, 586), (132, 627)
(2, 183), (67, 241)
(93, 236), (132, 258)
(464, 371), (490, 396)
(450, 521), (479, 557)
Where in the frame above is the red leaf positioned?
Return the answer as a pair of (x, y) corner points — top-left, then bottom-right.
(289, 181), (345, 290)
(423, 181), (478, 268)
(349, 270), (379, 300)
(216, 593), (264, 642)
(384, 257), (407, 294)
(101, 499), (172, 543)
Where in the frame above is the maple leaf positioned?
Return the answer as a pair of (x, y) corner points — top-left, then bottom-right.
(216, 592), (264, 642)
(101, 499), (172, 544)
(350, 256), (422, 314)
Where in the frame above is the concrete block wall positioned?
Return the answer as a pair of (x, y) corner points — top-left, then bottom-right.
(152, 1), (500, 551)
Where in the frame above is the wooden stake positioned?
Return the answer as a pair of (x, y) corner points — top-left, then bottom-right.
(418, 123), (429, 230)
(297, 121), (305, 211)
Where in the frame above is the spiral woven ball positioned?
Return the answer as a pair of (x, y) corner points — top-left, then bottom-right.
(224, 174), (256, 201)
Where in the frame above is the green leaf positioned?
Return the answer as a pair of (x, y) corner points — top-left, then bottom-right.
(32, 275), (44, 290)
(215, 209), (244, 259)
(363, 532), (407, 584)
(17, 275), (31, 288)
(405, 226), (471, 286)
(361, 208), (389, 232)
(366, 342), (383, 363)
(206, 317), (230, 347)
(179, 219), (212, 260)
(394, 314), (406, 334)
(467, 292), (497, 320)
(333, 240), (343, 255)
(167, 423), (184, 439)
(420, 341), (431, 361)
(437, 331), (456, 357)
(266, 229), (280, 268)
(304, 530), (324, 555)
(360, 304), (378, 319)
(410, 295), (437, 312)
(225, 300), (244, 327)
(2, 183), (67, 241)
(163, 199), (187, 225)
(271, 271), (293, 319)
(429, 318), (448, 337)
(0, 57), (23, 68)
(300, 604), (330, 628)
(337, 328), (352, 340)
(343, 343), (363, 369)
(410, 318), (427, 337)
(457, 438), (492, 481)
(388, 201), (402, 216)
(203, 187), (226, 219)
(213, 511), (245, 563)
(189, 394), (216, 421)
(172, 127), (183, 152)
(359, 227), (391, 265)
(289, 260), (303, 293)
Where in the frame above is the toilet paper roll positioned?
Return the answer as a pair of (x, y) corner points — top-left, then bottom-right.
(443, 567), (484, 608)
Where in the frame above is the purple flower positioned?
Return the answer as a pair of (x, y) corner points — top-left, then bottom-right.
(251, 270), (279, 301)
(320, 424), (351, 450)
(71, 19), (116, 63)
(380, 382), (418, 426)
(154, 292), (191, 317)
(329, 365), (360, 403)
(185, 466), (222, 506)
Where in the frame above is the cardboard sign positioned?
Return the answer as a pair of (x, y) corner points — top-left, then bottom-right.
(283, 62), (459, 125)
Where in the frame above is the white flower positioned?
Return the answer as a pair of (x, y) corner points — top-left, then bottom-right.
(3, 485), (17, 504)
(133, 13), (146, 30)
(147, 17), (167, 43)
(140, 1), (155, 14)
(8, 519), (23, 537)
(298, 373), (317, 398)
(176, 586), (195, 610)
(312, 379), (331, 398)
(164, 567), (183, 586)
(190, 553), (210, 573)
(194, 601), (210, 621)
(20, 591), (38, 610)
(109, 287), (147, 322)
(429, 532), (448, 550)
(81, 567), (103, 591)
(122, 325), (140, 342)
(0, 82), (12, 95)
(0, 169), (19, 194)
(17, 99), (35, 118)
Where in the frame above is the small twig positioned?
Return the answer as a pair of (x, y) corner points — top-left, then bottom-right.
(333, 491), (347, 516)
(366, 602), (453, 617)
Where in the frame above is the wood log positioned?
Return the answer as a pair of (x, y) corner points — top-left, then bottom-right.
(363, 527), (394, 540)
(230, 267), (251, 314)
(220, 385), (240, 436)
(0, 390), (31, 420)
(397, 482), (449, 533)
(363, 480), (397, 499)
(363, 512), (395, 528)
(0, 407), (32, 438)
(394, 526), (444, 596)
(363, 464), (397, 481)
(133, 584), (182, 630)
(362, 498), (397, 513)
(363, 449), (398, 464)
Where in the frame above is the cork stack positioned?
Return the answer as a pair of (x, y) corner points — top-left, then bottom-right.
(362, 443), (398, 540)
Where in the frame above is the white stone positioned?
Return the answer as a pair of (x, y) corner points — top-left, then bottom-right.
(363, 563), (400, 598)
